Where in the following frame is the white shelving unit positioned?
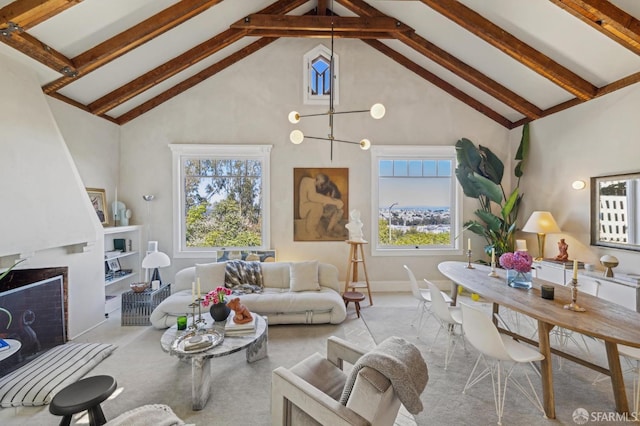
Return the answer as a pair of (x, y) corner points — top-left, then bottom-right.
(103, 225), (142, 316)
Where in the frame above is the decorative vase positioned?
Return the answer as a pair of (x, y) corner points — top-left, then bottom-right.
(210, 302), (231, 322)
(506, 269), (532, 289)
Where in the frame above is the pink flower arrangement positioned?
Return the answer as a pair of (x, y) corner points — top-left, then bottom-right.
(499, 251), (533, 273)
(202, 286), (232, 307)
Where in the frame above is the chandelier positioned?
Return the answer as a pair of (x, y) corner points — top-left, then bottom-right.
(288, 14), (385, 161)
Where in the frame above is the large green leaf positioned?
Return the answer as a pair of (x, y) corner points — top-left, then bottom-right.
(463, 220), (489, 237)
(455, 167), (482, 198)
(467, 173), (503, 204)
(501, 187), (519, 220)
(478, 145), (504, 184)
(514, 123), (529, 177)
(475, 209), (503, 233)
(455, 138), (481, 170)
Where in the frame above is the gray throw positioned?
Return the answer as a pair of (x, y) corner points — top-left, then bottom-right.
(104, 404), (186, 426)
(339, 336), (428, 415)
(225, 260), (263, 293)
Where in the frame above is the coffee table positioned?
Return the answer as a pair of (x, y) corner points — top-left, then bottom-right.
(160, 312), (268, 410)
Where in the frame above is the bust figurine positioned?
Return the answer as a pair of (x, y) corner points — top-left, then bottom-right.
(555, 238), (569, 262)
(345, 209), (365, 242)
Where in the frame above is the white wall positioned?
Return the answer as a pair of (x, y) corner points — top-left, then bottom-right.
(513, 83), (640, 275)
(120, 38), (509, 285)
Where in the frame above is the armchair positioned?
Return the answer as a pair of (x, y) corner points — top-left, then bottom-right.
(271, 336), (427, 426)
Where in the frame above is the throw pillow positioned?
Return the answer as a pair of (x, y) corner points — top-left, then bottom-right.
(196, 262), (226, 292)
(289, 260), (320, 292)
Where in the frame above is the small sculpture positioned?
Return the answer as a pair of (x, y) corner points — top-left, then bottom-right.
(345, 209), (365, 242)
(226, 297), (253, 324)
(555, 238), (569, 262)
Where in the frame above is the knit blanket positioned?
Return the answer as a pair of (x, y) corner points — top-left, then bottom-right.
(339, 336), (428, 415)
(225, 260), (263, 294)
(104, 404), (186, 426)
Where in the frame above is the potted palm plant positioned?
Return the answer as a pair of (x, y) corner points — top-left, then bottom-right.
(455, 123), (529, 259)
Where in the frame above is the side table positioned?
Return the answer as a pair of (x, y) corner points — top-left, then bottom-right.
(344, 240), (373, 305)
(121, 283), (171, 326)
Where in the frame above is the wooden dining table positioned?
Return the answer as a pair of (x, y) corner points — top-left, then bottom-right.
(438, 261), (640, 419)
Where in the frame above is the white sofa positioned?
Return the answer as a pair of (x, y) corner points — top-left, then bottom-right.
(150, 261), (347, 329)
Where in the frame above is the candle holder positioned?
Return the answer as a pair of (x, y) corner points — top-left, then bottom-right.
(466, 250), (475, 269)
(188, 299), (207, 329)
(187, 302), (198, 330)
(488, 261), (498, 277)
(563, 278), (586, 312)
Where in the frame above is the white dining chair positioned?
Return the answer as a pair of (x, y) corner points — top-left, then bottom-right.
(403, 265), (452, 336)
(425, 279), (463, 370)
(460, 302), (546, 425)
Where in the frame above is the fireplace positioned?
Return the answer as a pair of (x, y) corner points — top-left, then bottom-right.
(0, 268), (68, 375)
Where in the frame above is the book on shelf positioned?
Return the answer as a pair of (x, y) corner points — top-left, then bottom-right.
(224, 311), (256, 335)
(104, 250), (122, 259)
(0, 338), (9, 352)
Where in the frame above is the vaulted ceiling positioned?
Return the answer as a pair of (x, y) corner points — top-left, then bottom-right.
(1, 0), (639, 128)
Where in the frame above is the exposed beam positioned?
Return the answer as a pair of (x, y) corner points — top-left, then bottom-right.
(549, 0), (640, 55)
(418, 0), (597, 100)
(336, 0), (543, 119)
(245, 29), (394, 39)
(231, 14), (410, 33)
(317, 0), (328, 16)
(364, 39), (513, 128)
(0, 0), (81, 30)
(116, 37), (278, 125)
(0, 30), (76, 75)
(43, 0), (225, 94)
(87, 0), (308, 115)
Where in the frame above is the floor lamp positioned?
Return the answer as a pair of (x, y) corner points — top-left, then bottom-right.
(522, 211), (561, 260)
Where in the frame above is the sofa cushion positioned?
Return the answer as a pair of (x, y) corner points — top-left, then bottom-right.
(196, 262), (226, 292)
(289, 261), (320, 292)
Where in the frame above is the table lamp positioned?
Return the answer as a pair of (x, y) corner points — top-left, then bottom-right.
(141, 251), (171, 285)
(522, 211), (561, 260)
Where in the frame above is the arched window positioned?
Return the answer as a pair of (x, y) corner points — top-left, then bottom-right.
(303, 44), (339, 105)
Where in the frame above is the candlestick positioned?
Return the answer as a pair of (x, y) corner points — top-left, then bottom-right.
(197, 278), (201, 300)
(573, 259), (578, 280)
(491, 247), (495, 264)
(467, 238), (471, 251)
(191, 282), (195, 303)
(563, 278), (586, 312)
(466, 249), (475, 269)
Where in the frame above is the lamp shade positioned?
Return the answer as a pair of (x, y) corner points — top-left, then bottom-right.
(142, 251), (171, 269)
(522, 211), (561, 234)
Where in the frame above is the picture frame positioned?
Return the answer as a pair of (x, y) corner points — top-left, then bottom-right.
(106, 258), (121, 272)
(294, 168), (349, 241)
(86, 188), (108, 226)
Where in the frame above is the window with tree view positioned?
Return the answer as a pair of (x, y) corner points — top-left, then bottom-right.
(170, 144), (271, 256)
(371, 146), (460, 256)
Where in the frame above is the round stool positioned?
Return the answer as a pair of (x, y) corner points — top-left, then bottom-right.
(49, 375), (117, 426)
(343, 291), (366, 318)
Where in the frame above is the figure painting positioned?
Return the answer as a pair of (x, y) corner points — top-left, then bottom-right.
(294, 168), (349, 241)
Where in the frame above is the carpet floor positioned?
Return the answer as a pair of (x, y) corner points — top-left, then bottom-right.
(360, 298), (634, 426)
(0, 293), (634, 425)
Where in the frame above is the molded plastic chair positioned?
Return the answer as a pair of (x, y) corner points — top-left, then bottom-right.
(460, 303), (546, 425)
(403, 265), (452, 336)
(424, 279), (463, 370)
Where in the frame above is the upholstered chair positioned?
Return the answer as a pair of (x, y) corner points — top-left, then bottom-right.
(271, 336), (428, 426)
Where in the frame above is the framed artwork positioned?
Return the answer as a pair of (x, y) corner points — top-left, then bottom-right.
(86, 188), (108, 225)
(106, 258), (121, 272)
(294, 168), (349, 241)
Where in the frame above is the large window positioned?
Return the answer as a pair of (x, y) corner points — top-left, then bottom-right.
(169, 144), (271, 257)
(370, 145), (461, 256)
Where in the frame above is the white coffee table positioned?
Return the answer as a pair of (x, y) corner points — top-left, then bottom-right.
(160, 312), (267, 410)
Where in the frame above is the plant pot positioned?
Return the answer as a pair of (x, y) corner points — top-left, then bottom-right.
(210, 302), (231, 323)
(506, 269), (532, 289)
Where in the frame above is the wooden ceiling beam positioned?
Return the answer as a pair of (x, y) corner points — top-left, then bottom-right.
(231, 14), (410, 33)
(336, 0), (542, 119)
(0, 0), (81, 30)
(317, 0), (328, 16)
(418, 0), (597, 100)
(245, 29), (394, 39)
(87, 0), (308, 115)
(364, 39), (513, 128)
(116, 37), (278, 125)
(549, 0), (640, 55)
(0, 30), (76, 75)
(43, 0), (225, 94)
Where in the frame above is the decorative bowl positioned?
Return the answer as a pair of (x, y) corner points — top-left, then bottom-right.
(130, 282), (148, 293)
(600, 255), (619, 278)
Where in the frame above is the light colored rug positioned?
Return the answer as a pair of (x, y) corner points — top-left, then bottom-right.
(360, 302), (632, 426)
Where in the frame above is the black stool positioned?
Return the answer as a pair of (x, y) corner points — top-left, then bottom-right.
(49, 375), (117, 426)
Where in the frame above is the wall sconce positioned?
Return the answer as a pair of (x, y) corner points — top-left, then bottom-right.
(572, 180), (586, 190)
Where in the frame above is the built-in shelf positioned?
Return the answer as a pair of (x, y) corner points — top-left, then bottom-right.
(103, 225), (142, 316)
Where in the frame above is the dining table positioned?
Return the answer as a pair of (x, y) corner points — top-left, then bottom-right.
(438, 261), (640, 419)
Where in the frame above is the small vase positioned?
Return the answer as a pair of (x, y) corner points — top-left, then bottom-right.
(506, 269), (532, 289)
(210, 302), (231, 323)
